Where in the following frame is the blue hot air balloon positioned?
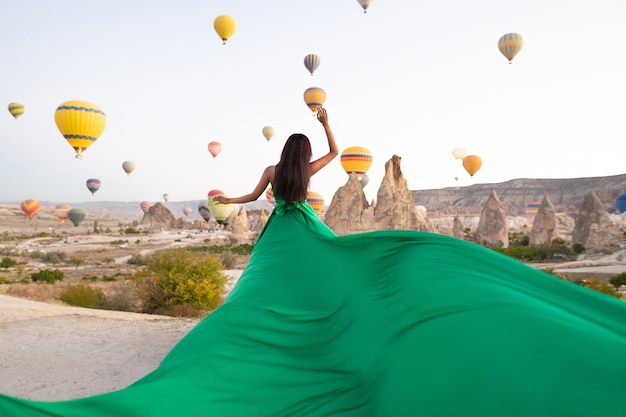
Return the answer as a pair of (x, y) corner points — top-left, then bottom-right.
(86, 178), (101, 196)
(616, 194), (626, 213)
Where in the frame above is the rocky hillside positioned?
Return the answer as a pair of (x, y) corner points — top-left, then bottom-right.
(410, 174), (626, 217)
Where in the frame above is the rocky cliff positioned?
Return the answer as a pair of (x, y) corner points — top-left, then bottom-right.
(410, 174), (626, 216)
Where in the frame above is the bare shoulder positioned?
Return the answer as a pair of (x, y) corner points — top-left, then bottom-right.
(264, 165), (276, 183)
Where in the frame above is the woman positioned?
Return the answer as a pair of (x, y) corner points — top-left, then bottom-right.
(2, 109), (626, 416)
(214, 106), (338, 207)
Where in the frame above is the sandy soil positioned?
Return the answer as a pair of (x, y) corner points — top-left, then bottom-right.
(0, 269), (243, 402)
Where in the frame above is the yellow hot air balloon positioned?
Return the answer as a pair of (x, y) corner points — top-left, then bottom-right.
(214, 15), (236, 45)
(463, 155), (482, 177)
(262, 126), (275, 142)
(303, 87), (326, 115)
(498, 33), (524, 63)
(306, 191), (325, 214)
(54, 100), (106, 159)
(8, 103), (24, 120)
(340, 146), (373, 180)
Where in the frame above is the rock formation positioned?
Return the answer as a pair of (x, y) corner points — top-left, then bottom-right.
(142, 202), (176, 229)
(529, 195), (561, 246)
(572, 191), (623, 253)
(323, 173), (374, 235)
(475, 190), (509, 248)
(452, 217), (465, 239)
(228, 207), (250, 245)
(373, 155), (434, 232)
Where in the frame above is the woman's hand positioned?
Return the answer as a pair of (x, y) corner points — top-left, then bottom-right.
(214, 195), (229, 204)
(316, 107), (329, 125)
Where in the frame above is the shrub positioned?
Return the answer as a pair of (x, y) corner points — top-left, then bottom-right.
(31, 269), (64, 283)
(580, 278), (621, 298)
(127, 254), (147, 265)
(0, 257), (17, 268)
(59, 284), (105, 309)
(572, 243), (585, 254)
(220, 252), (238, 269)
(69, 257), (85, 269)
(103, 285), (135, 312)
(40, 251), (66, 264)
(134, 249), (228, 316)
(609, 272), (626, 288)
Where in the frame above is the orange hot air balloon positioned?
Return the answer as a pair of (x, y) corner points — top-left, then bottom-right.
(208, 141), (222, 158)
(55, 204), (72, 224)
(303, 87), (326, 115)
(340, 146), (373, 180)
(21, 199), (41, 220)
(462, 155), (482, 177)
(306, 191), (324, 214)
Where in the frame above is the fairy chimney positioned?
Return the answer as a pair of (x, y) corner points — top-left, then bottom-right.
(529, 195), (561, 246)
(475, 190), (509, 248)
(324, 173), (374, 235)
(572, 191), (622, 253)
(142, 202), (176, 229)
(374, 155), (434, 232)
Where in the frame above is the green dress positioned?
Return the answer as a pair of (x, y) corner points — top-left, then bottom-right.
(1, 197), (626, 416)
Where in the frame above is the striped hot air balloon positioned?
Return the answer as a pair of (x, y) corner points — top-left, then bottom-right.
(8, 102), (24, 120)
(303, 87), (326, 115)
(55, 204), (72, 224)
(140, 201), (151, 214)
(525, 202), (541, 218)
(306, 191), (324, 214)
(208, 189), (235, 224)
(265, 187), (275, 206)
(86, 178), (101, 196)
(55, 100), (106, 159)
(498, 33), (524, 63)
(262, 126), (275, 142)
(21, 199), (41, 220)
(303, 54), (320, 75)
(340, 146), (373, 180)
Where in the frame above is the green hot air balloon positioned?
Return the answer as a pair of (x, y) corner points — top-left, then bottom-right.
(68, 208), (86, 227)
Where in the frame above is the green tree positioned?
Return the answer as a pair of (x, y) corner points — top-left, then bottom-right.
(31, 269), (64, 283)
(0, 257), (17, 268)
(59, 284), (105, 309)
(69, 257), (85, 270)
(135, 249), (227, 316)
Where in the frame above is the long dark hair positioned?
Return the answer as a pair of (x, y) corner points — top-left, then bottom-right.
(273, 133), (312, 203)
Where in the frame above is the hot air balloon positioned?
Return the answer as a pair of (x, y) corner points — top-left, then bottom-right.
(303, 54), (320, 75)
(360, 174), (370, 187)
(8, 103), (24, 120)
(306, 191), (324, 214)
(266, 187), (275, 206)
(452, 147), (467, 160)
(262, 126), (275, 142)
(207, 190), (235, 225)
(462, 155), (482, 177)
(357, 0), (374, 13)
(340, 146), (373, 180)
(55, 204), (72, 224)
(616, 194), (626, 213)
(208, 141), (222, 158)
(525, 202), (541, 218)
(183, 207), (192, 218)
(140, 201), (151, 214)
(54, 100), (106, 159)
(198, 202), (211, 222)
(498, 33), (524, 63)
(214, 15), (236, 45)
(122, 161), (135, 176)
(86, 178), (101, 196)
(303, 87), (326, 115)
(68, 208), (86, 227)
(21, 199), (41, 220)
(163, 193), (170, 202)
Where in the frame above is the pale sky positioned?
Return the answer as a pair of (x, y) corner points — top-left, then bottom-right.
(1, 0), (625, 207)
